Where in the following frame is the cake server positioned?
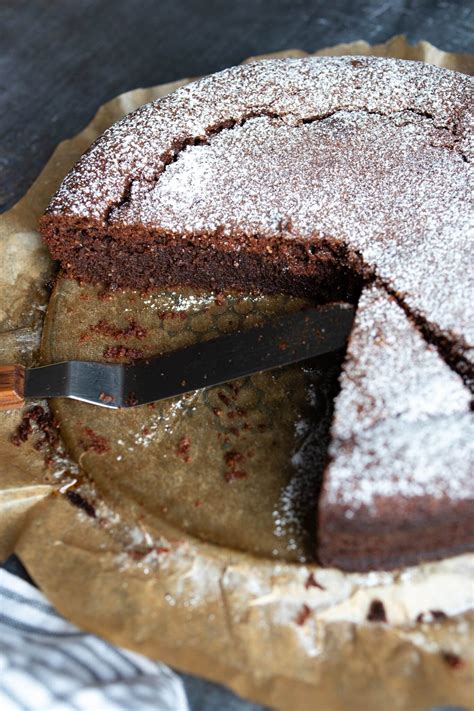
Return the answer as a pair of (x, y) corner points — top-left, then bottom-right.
(0, 303), (354, 410)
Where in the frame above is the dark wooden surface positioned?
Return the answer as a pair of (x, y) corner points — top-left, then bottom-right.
(1, 0), (473, 212)
(1, 3), (472, 709)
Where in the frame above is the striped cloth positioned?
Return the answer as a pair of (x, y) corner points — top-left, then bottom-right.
(0, 569), (189, 711)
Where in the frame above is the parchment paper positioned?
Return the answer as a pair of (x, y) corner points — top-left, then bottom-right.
(1, 37), (473, 711)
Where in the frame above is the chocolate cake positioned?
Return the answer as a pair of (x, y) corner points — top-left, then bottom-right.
(40, 57), (474, 570)
(318, 285), (473, 571)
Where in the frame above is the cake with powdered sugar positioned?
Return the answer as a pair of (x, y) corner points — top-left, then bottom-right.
(318, 284), (473, 570)
(40, 57), (473, 570)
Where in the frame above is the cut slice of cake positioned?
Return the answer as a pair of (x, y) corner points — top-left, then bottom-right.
(318, 284), (474, 570)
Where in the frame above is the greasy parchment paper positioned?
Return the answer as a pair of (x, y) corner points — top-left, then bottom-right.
(1, 37), (473, 711)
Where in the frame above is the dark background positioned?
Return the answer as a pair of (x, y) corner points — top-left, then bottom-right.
(1, 1), (472, 709)
(1, 0), (473, 213)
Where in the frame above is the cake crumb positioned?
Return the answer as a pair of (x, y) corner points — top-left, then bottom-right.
(176, 436), (191, 462)
(99, 392), (115, 403)
(158, 310), (187, 321)
(304, 572), (325, 590)
(97, 289), (115, 301)
(224, 450), (243, 467)
(80, 318), (147, 343)
(224, 469), (247, 482)
(367, 599), (387, 622)
(441, 651), (464, 669)
(125, 392), (139, 407)
(218, 391), (231, 406)
(223, 449), (247, 481)
(416, 609), (447, 623)
(80, 427), (110, 454)
(11, 405), (60, 450)
(295, 604), (312, 625)
(103, 345), (144, 362)
(65, 490), (96, 518)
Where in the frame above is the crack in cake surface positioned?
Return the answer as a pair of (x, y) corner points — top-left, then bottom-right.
(104, 105), (469, 224)
(103, 110), (287, 224)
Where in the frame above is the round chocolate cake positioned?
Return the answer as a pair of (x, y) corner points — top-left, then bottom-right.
(40, 57), (474, 571)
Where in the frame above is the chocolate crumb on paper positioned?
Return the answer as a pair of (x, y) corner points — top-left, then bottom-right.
(223, 449), (247, 482)
(80, 318), (148, 342)
(103, 345), (144, 361)
(124, 392), (139, 407)
(367, 599), (387, 623)
(441, 651), (464, 669)
(176, 436), (192, 463)
(416, 609), (448, 623)
(65, 490), (96, 518)
(295, 604), (312, 626)
(304, 572), (325, 590)
(11, 405), (60, 451)
(79, 427), (110, 454)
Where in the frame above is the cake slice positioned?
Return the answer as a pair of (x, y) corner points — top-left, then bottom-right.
(318, 285), (474, 570)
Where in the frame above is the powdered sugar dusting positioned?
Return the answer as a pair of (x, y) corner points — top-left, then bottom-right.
(332, 284), (470, 442)
(48, 57), (472, 221)
(325, 412), (474, 508)
(324, 285), (473, 510)
(54, 465), (474, 626)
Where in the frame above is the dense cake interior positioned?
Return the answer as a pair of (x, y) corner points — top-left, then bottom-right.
(42, 219), (364, 303)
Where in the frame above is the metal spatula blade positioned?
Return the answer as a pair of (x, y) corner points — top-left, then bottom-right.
(0, 303), (354, 410)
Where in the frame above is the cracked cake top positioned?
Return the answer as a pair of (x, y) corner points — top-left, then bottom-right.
(44, 56), (473, 371)
(46, 57), (472, 221)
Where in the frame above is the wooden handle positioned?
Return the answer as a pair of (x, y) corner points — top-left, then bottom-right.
(0, 364), (25, 410)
